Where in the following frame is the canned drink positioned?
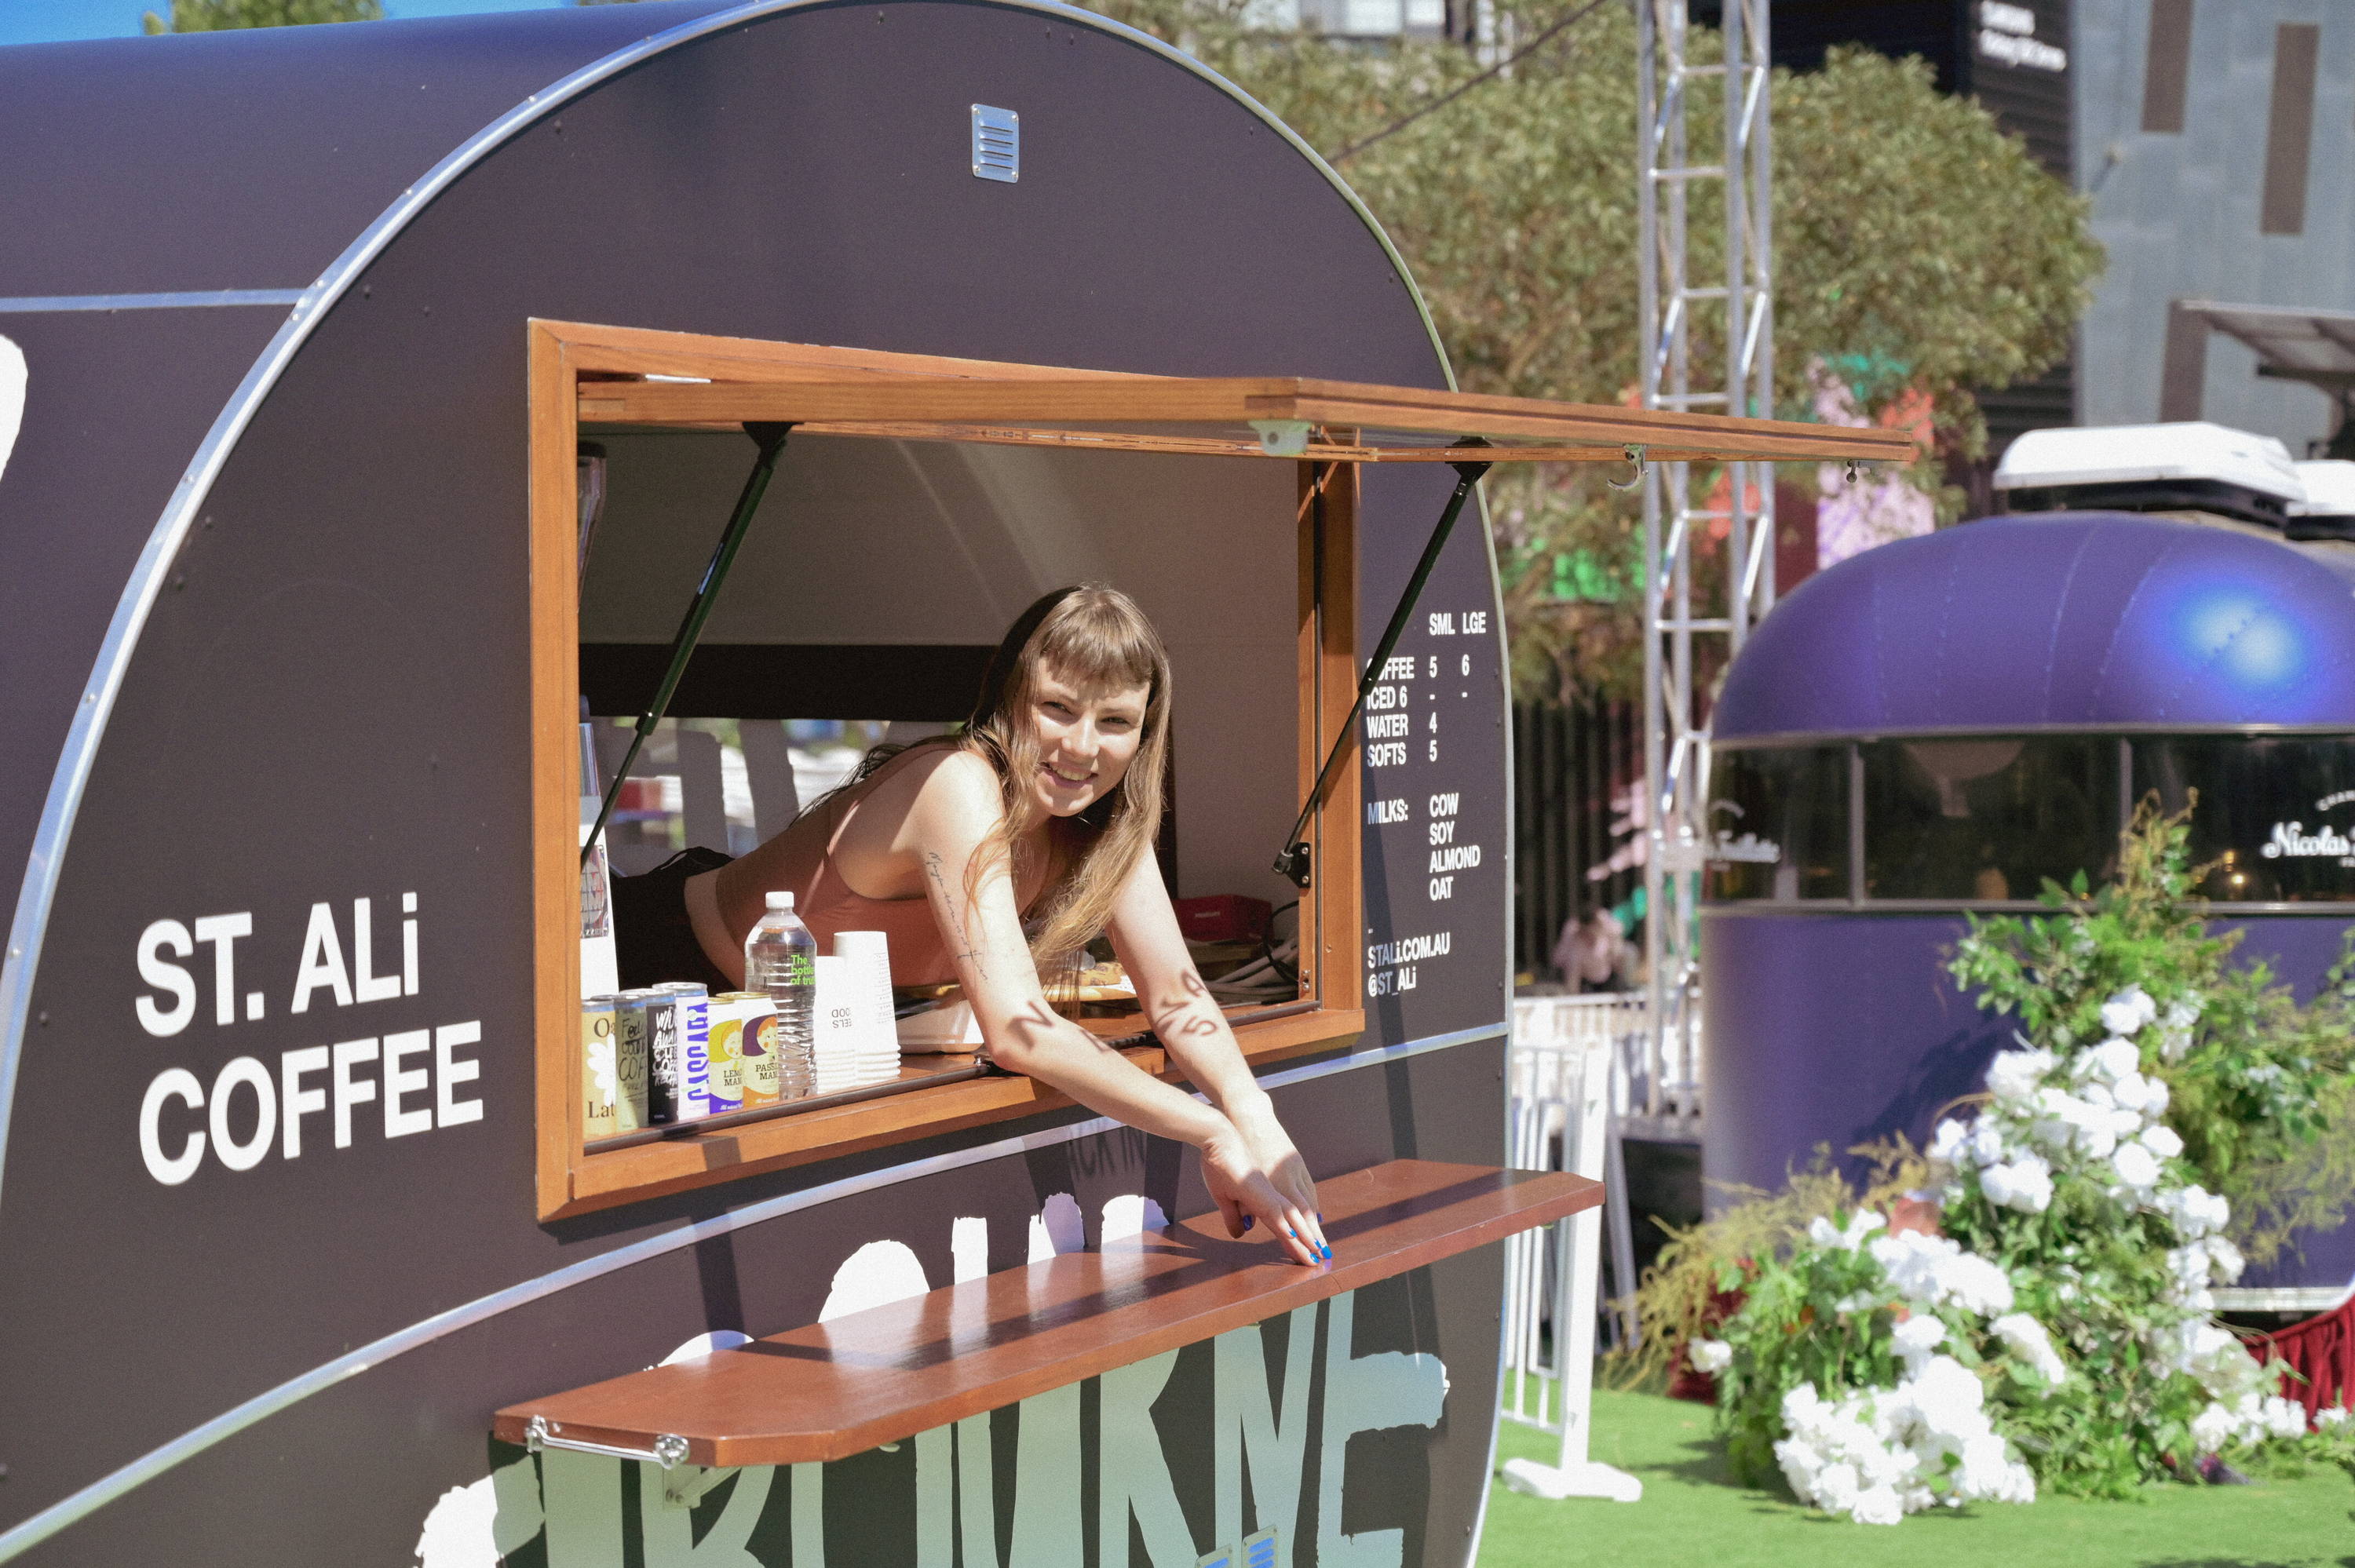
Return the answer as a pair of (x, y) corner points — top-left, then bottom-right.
(612, 990), (659, 1132)
(663, 987), (714, 1118)
(705, 993), (753, 1114)
(642, 984), (689, 1124)
(581, 997), (620, 1141)
(737, 999), (781, 1107)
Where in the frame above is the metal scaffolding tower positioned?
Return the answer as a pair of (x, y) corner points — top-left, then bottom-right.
(1633, 0), (1773, 1137)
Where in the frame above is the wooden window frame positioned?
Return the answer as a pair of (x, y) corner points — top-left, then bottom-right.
(528, 319), (1364, 1221)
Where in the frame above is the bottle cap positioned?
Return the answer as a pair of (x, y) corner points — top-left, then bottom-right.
(766, 891), (796, 911)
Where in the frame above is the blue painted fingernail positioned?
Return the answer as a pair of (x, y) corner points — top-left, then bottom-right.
(1320, 1244), (1332, 1260)
(1243, 1216), (1254, 1231)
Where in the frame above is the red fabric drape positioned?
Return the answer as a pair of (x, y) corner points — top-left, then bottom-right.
(2251, 1292), (2355, 1426)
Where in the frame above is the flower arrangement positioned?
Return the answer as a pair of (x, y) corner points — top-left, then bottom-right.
(1638, 805), (2355, 1522)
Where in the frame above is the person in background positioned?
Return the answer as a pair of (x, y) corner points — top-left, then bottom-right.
(1553, 906), (1633, 993)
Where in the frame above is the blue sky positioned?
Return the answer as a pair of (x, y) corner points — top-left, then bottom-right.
(0, 0), (575, 47)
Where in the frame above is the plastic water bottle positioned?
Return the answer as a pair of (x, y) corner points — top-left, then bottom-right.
(744, 892), (818, 1099)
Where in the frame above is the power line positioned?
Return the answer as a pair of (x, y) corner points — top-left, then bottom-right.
(1330, 0), (1612, 165)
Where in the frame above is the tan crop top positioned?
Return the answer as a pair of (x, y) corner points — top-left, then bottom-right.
(769, 746), (1054, 986)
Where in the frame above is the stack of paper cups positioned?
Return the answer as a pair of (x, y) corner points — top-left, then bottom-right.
(809, 955), (862, 1096)
(831, 931), (900, 1085)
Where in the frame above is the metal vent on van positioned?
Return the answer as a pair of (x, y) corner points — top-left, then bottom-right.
(971, 104), (1018, 183)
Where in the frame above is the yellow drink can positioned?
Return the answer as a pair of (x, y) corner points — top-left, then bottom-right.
(581, 997), (620, 1140)
(705, 997), (748, 1114)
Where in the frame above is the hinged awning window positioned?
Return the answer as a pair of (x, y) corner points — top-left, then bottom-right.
(577, 373), (1919, 467)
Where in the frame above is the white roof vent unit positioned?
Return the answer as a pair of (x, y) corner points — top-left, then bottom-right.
(1993, 421), (2303, 529)
(2290, 459), (2355, 542)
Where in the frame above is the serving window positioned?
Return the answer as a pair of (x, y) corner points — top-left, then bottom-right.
(529, 324), (1369, 1220)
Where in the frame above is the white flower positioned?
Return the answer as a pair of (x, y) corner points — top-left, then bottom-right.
(2157, 1322), (2267, 1404)
(2262, 1396), (2309, 1440)
(1809, 1209), (1887, 1253)
(1775, 1363), (2032, 1523)
(1966, 1119), (2009, 1169)
(1929, 1118), (1969, 1165)
(1980, 1155), (2054, 1214)
(2101, 986), (2157, 1038)
(1990, 1313), (2069, 1384)
(1689, 1338), (1733, 1374)
(2160, 1183), (2230, 1239)
(2082, 1035), (2145, 1085)
(2110, 1141), (2163, 1194)
(1892, 1313), (1948, 1372)
(2109, 1071), (2161, 1116)
(2317, 1406), (2350, 1429)
(1985, 1048), (2054, 1105)
(1869, 1231), (2016, 1316)
(2160, 996), (2200, 1062)
(2139, 1124), (2185, 1160)
(2191, 1402), (2236, 1452)
(1937, 1253), (2016, 1317)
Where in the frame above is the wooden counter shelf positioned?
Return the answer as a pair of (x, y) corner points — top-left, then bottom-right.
(496, 1158), (1599, 1469)
(553, 1001), (1364, 1218)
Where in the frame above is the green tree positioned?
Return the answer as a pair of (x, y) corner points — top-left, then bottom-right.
(530, 0), (2103, 702)
(1075, 1), (2101, 700)
(144, 0), (382, 32)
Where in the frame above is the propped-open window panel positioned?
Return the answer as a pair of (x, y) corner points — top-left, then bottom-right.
(531, 320), (1910, 1221)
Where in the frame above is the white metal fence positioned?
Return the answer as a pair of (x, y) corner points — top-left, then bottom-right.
(1495, 992), (1703, 1501)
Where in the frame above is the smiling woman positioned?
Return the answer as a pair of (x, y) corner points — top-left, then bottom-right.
(651, 584), (1334, 1265)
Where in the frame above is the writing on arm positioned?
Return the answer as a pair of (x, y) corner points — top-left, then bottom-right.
(920, 848), (988, 979)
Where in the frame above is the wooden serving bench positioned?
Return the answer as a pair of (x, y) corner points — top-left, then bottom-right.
(494, 1158), (1598, 1471)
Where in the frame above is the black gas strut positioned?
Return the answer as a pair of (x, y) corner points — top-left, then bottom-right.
(581, 421), (797, 869)
(1274, 453), (1492, 889)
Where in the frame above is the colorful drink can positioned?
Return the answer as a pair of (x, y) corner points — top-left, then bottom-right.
(644, 983), (703, 1124)
(581, 997), (620, 1141)
(612, 990), (659, 1132)
(705, 994), (751, 1114)
(659, 985), (713, 1119)
(733, 996), (781, 1107)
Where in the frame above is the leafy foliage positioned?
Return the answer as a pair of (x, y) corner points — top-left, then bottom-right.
(1630, 807), (2354, 1518)
(1948, 801), (2355, 1264)
(144, 0), (381, 31)
(1065, 1), (2100, 699)
(1612, 1140), (1926, 1392)
(550, 0), (2105, 700)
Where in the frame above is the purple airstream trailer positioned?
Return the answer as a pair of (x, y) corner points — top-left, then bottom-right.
(1704, 509), (2355, 1310)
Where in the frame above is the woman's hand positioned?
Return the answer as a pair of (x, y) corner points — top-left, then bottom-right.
(1201, 1112), (1328, 1267)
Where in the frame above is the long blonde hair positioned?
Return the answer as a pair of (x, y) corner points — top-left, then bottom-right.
(827, 585), (1173, 972)
(961, 585), (1172, 969)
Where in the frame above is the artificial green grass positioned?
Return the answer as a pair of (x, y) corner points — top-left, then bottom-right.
(1477, 1389), (2355, 1568)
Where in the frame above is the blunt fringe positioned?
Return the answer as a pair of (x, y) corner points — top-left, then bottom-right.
(830, 584), (1170, 979)
(960, 585), (1170, 972)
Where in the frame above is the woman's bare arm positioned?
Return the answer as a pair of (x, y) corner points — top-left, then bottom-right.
(909, 753), (1329, 1264)
(1103, 853), (1324, 1243)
